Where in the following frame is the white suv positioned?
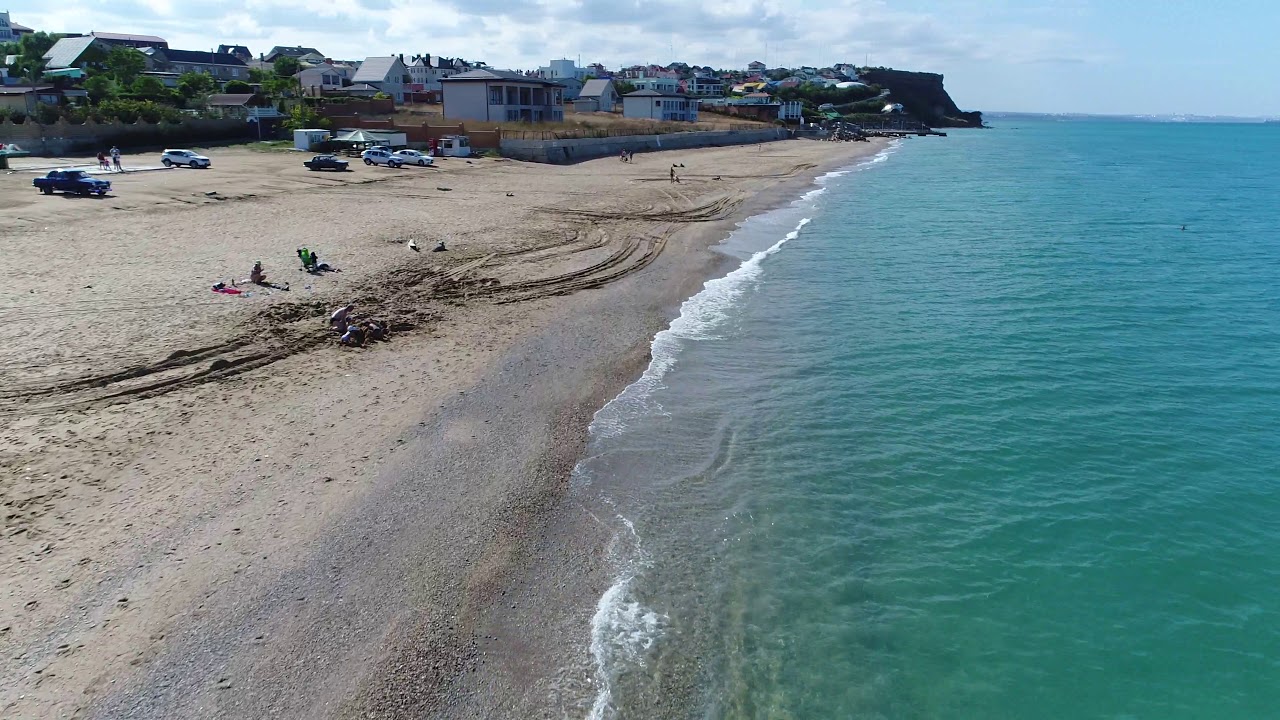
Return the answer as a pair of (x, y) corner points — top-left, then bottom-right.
(161, 149), (211, 168)
(361, 148), (403, 168)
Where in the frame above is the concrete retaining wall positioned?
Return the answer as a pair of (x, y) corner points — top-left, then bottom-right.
(0, 118), (250, 155)
(499, 127), (788, 164)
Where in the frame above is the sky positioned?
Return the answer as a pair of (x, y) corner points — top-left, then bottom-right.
(7, 0), (1278, 116)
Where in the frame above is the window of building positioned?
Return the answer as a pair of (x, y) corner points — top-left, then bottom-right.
(489, 86), (503, 105)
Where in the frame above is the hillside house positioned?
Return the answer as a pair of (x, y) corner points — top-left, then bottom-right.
(747, 60), (767, 73)
(632, 76), (679, 94)
(622, 90), (698, 122)
(573, 78), (618, 112)
(206, 93), (282, 120)
(0, 85), (59, 112)
(141, 48), (249, 81)
(538, 58), (588, 81)
(407, 54), (458, 92)
(351, 56), (408, 103)
(296, 66), (344, 93)
(440, 68), (564, 122)
(557, 76), (584, 100)
(0, 12), (31, 43)
(218, 45), (253, 62)
(686, 73), (723, 96)
(91, 32), (167, 49)
(264, 46), (321, 62)
(41, 36), (111, 70)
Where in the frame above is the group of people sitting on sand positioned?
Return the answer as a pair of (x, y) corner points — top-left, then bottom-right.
(329, 304), (390, 348)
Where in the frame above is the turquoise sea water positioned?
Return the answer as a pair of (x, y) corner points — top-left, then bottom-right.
(578, 121), (1280, 719)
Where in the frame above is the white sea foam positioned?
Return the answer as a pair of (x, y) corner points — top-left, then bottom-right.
(581, 147), (896, 719)
(588, 215), (812, 440)
(587, 517), (665, 720)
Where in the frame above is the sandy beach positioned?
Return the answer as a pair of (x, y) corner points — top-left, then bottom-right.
(0, 137), (885, 719)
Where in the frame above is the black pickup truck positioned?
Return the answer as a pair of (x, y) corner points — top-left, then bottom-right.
(32, 169), (112, 196)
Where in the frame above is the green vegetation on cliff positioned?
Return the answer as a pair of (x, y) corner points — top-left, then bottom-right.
(858, 69), (982, 127)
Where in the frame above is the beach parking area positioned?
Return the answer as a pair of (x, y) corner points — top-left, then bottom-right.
(1, 138), (884, 719)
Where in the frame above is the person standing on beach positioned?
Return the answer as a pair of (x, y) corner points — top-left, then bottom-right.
(110, 146), (122, 172)
(97, 151), (110, 171)
(670, 166), (678, 183)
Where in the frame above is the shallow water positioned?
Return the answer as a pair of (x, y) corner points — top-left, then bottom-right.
(578, 121), (1280, 719)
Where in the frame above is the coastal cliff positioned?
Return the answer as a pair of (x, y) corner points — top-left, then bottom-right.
(859, 69), (983, 128)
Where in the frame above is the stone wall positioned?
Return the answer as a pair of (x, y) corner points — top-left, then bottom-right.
(0, 118), (251, 155)
(498, 127), (788, 164)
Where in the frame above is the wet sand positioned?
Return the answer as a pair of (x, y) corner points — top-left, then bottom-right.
(0, 138), (886, 718)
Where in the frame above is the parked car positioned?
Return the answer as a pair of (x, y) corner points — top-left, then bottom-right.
(304, 154), (350, 172)
(392, 149), (434, 167)
(161, 149), (211, 168)
(32, 169), (111, 196)
(361, 148), (403, 168)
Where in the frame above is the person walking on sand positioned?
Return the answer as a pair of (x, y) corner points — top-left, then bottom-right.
(670, 166), (678, 184)
(110, 146), (122, 172)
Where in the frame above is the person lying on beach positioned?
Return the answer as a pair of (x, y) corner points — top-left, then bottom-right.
(433, 241), (447, 252)
(364, 320), (387, 342)
(340, 323), (365, 347)
(330, 304), (355, 330)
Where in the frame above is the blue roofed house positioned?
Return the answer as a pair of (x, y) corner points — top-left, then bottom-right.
(351, 55), (408, 103)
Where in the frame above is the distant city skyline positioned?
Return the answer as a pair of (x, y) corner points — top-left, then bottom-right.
(7, 0), (1277, 117)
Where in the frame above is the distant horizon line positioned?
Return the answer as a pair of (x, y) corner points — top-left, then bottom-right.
(986, 111), (1278, 123)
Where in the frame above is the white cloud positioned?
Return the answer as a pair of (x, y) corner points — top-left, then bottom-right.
(9, 0), (1102, 72)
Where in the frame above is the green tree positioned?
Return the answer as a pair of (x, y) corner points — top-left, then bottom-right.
(84, 75), (118, 104)
(105, 46), (146, 84)
(17, 32), (59, 64)
(615, 80), (637, 95)
(224, 79), (252, 94)
(281, 102), (328, 131)
(34, 102), (61, 125)
(176, 71), (217, 99)
(248, 67), (268, 84)
(273, 55), (301, 77)
(262, 75), (299, 98)
(130, 76), (168, 102)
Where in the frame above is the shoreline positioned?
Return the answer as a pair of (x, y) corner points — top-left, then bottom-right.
(0, 138), (887, 718)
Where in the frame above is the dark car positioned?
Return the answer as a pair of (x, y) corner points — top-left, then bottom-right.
(304, 154), (350, 172)
(32, 169), (112, 196)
